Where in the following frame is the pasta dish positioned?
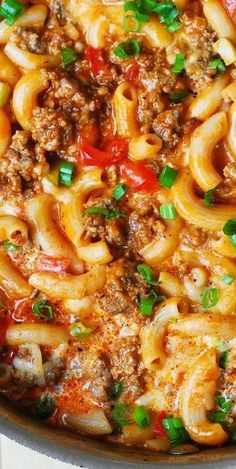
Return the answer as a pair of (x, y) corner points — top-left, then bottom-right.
(1, 0), (236, 455)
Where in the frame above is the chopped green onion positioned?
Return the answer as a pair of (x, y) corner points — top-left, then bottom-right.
(59, 161), (75, 186)
(153, 1), (174, 15)
(0, 0), (25, 25)
(110, 381), (123, 400)
(111, 403), (131, 427)
(70, 321), (92, 339)
(85, 207), (126, 219)
(159, 203), (177, 219)
(61, 48), (77, 68)
(172, 53), (185, 74)
(210, 411), (227, 424)
(213, 338), (225, 351)
(114, 39), (141, 59)
(160, 6), (179, 25)
(133, 406), (149, 429)
(162, 417), (189, 445)
(223, 219), (236, 236)
(122, 14), (141, 32)
(139, 296), (156, 316)
(0, 82), (10, 107)
(219, 350), (229, 369)
(221, 274), (234, 285)
(169, 90), (188, 102)
(159, 166), (178, 189)
(137, 263), (160, 285)
(230, 234), (236, 246)
(34, 393), (56, 419)
(216, 395), (233, 413)
(124, 1), (138, 12)
(167, 21), (181, 32)
(135, 10), (150, 21)
(209, 58), (226, 73)
(112, 183), (128, 200)
(3, 240), (19, 251)
(32, 299), (53, 321)
(201, 288), (219, 309)
(139, 291), (165, 316)
(203, 187), (217, 208)
(139, 0), (157, 14)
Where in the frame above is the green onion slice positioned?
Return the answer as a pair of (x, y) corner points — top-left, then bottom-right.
(122, 14), (141, 32)
(111, 403), (131, 427)
(133, 406), (149, 429)
(159, 166), (178, 189)
(61, 48), (77, 68)
(70, 321), (92, 339)
(32, 299), (53, 321)
(230, 234), (236, 246)
(59, 161), (75, 186)
(216, 394), (233, 413)
(85, 207), (126, 219)
(221, 274), (234, 285)
(110, 381), (123, 400)
(114, 39), (141, 58)
(3, 240), (19, 251)
(135, 10), (150, 21)
(153, 1), (174, 15)
(0, 0), (25, 25)
(159, 203), (177, 219)
(137, 263), (160, 285)
(112, 183), (128, 200)
(124, 1), (138, 12)
(169, 90), (188, 102)
(162, 417), (189, 445)
(209, 58), (226, 73)
(167, 21), (181, 32)
(139, 291), (165, 316)
(203, 187), (217, 208)
(210, 410), (227, 424)
(34, 393), (56, 419)
(223, 219), (236, 236)
(172, 52), (185, 74)
(201, 288), (219, 309)
(219, 350), (229, 369)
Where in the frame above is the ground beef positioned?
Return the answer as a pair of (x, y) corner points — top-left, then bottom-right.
(98, 259), (154, 315)
(65, 350), (112, 402)
(127, 193), (157, 216)
(83, 195), (126, 247)
(11, 27), (46, 53)
(109, 336), (143, 403)
(152, 105), (183, 148)
(176, 14), (216, 93)
(31, 107), (74, 152)
(180, 224), (207, 247)
(43, 13), (72, 55)
(128, 212), (166, 252)
(215, 181), (236, 204)
(137, 50), (178, 132)
(0, 130), (47, 195)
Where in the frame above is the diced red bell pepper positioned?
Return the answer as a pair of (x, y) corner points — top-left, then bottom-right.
(125, 61), (140, 82)
(120, 160), (159, 192)
(36, 253), (71, 273)
(79, 137), (128, 167)
(153, 411), (168, 438)
(85, 46), (107, 78)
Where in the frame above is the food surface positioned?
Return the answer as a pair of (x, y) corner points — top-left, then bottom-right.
(1, 0), (236, 454)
